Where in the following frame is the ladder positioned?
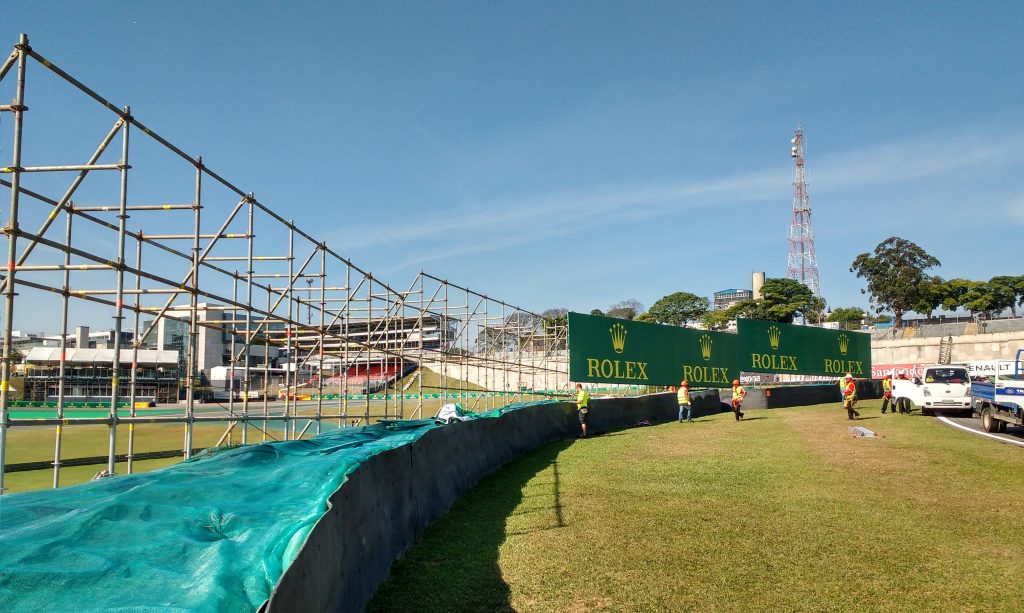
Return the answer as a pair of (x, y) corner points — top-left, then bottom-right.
(938, 336), (953, 364)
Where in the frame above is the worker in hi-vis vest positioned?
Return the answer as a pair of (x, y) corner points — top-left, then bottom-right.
(575, 383), (590, 437)
(880, 375), (893, 414)
(730, 379), (746, 421)
(843, 373), (860, 420)
(677, 380), (692, 423)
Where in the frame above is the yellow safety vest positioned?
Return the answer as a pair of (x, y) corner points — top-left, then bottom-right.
(577, 389), (589, 409)
(677, 387), (690, 405)
(882, 378), (892, 392)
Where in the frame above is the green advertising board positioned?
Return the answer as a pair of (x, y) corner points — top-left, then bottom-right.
(567, 312), (742, 387)
(567, 313), (873, 384)
(736, 318), (871, 377)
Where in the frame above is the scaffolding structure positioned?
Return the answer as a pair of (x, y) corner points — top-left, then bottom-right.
(0, 34), (569, 493)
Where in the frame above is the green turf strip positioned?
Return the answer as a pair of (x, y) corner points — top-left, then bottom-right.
(9, 408), (185, 419)
(370, 400), (1024, 612)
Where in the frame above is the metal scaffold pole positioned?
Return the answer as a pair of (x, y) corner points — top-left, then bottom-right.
(105, 105), (131, 475)
(126, 232), (142, 473)
(244, 197), (254, 442)
(182, 152), (200, 461)
(52, 207), (73, 487)
(0, 33), (28, 494)
(316, 247), (325, 434)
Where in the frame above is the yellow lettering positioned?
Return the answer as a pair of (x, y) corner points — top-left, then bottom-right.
(751, 353), (763, 369)
(636, 362), (648, 380)
(587, 358), (600, 378)
(600, 359), (613, 378)
(625, 362), (635, 378)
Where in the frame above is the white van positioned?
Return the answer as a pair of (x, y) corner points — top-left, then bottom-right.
(891, 365), (972, 416)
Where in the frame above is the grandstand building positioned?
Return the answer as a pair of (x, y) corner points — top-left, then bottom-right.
(713, 289), (753, 311)
(22, 347), (180, 404)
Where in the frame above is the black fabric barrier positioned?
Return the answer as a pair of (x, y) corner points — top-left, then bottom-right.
(764, 381), (883, 409)
(263, 394), (677, 613)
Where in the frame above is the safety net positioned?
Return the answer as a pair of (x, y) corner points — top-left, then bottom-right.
(0, 401), (552, 611)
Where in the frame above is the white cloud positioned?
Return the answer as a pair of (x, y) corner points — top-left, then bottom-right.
(330, 123), (1024, 263)
(1005, 192), (1024, 226)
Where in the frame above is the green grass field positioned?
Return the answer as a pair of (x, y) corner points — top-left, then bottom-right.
(369, 399), (1024, 612)
(1, 367), (552, 494)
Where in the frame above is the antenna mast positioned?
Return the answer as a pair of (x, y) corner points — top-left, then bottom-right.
(787, 127), (821, 296)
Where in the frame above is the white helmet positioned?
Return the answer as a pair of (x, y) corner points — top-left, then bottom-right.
(844, 373), (853, 379)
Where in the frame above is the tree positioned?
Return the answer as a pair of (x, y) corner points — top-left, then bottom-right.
(937, 278), (980, 312)
(645, 292), (710, 326)
(850, 237), (941, 328)
(606, 299), (645, 320)
(634, 312), (657, 323)
(988, 275), (1023, 317)
(961, 282), (1009, 320)
(805, 295), (828, 325)
(913, 276), (946, 319)
(589, 308), (604, 317)
(827, 307), (867, 330)
(700, 309), (733, 331)
(727, 278), (817, 324)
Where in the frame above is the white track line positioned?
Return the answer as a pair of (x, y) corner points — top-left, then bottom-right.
(937, 416), (1024, 448)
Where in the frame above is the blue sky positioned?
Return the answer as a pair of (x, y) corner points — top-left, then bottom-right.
(3, 1), (1023, 326)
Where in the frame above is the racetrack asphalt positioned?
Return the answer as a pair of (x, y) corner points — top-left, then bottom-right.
(936, 412), (1024, 447)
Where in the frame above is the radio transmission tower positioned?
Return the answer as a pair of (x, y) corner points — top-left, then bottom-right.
(787, 127), (820, 296)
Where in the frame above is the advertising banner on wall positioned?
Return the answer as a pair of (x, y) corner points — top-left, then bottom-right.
(567, 312), (742, 387)
(737, 319), (872, 377)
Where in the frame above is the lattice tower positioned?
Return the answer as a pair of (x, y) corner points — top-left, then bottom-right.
(787, 127), (821, 296)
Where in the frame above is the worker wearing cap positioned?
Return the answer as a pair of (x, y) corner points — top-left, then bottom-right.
(843, 373), (860, 420)
(880, 375), (893, 414)
(731, 379), (746, 421)
(677, 379), (692, 423)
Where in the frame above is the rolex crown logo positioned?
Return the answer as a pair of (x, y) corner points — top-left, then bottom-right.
(699, 334), (713, 361)
(609, 323), (627, 354)
(768, 325), (781, 350)
(838, 333), (849, 356)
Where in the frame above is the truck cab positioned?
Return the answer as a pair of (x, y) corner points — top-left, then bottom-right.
(891, 365), (972, 416)
(971, 351), (1024, 432)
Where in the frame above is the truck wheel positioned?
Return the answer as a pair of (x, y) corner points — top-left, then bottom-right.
(982, 408), (999, 433)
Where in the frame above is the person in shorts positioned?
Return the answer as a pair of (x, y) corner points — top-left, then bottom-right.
(575, 383), (590, 437)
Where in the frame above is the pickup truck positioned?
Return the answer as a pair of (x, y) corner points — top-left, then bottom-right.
(970, 350), (1024, 433)
(891, 364), (972, 416)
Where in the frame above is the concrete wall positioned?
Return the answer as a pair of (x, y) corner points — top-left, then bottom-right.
(263, 393), (682, 613)
(872, 330), (1024, 365)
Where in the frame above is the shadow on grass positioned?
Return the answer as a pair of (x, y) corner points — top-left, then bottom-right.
(367, 439), (571, 613)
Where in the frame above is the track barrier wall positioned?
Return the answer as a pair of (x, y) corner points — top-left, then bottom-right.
(263, 393), (680, 612)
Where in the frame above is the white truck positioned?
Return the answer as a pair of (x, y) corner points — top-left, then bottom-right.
(970, 350), (1024, 433)
(891, 364), (972, 417)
